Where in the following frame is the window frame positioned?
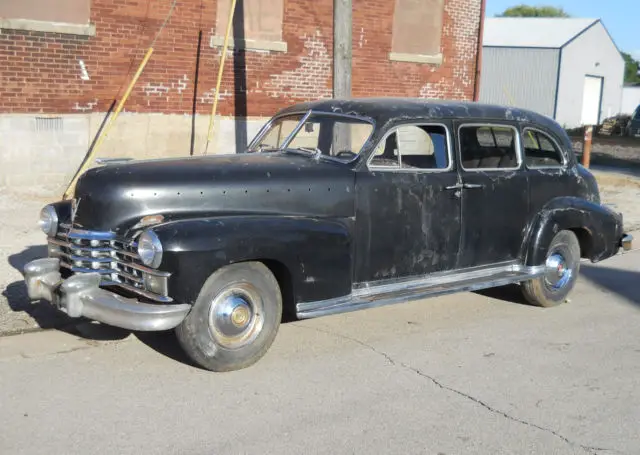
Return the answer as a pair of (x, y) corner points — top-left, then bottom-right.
(457, 123), (523, 172)
(521, 126), (568, 169)
(366, 122), (454, 173)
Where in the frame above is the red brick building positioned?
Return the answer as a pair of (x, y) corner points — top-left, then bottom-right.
(0, 0), (484, 195)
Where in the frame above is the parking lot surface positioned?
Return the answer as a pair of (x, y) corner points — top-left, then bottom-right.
(1, 249), (639, 455)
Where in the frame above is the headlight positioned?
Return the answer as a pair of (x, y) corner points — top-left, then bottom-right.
(38, 205), (58, 237)
(137, 230), (163, 268)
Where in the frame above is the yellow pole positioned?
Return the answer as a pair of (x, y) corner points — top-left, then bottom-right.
(62, 47), (155, 200)
(203, 0), (237, 155)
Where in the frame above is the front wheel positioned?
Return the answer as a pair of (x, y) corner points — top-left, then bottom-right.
(521, 230), (581, 308)
(176, 262), (282, 372)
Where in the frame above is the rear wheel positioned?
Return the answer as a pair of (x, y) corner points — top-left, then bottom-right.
(521, 230), (581, 308)
(176, 262), (282, 371)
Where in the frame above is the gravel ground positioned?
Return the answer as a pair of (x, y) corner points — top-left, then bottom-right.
(1, 168), (640, 335)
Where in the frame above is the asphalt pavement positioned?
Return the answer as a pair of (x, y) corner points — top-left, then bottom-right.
(1, 249), (639, 455)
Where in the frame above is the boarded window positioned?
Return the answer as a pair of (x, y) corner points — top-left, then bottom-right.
(0, 0), (90, 24)
(522, 129), (565, 167)
(215, 0), (284, 43)
(391, 0), (444, 57)
(460, 126), (520, 170)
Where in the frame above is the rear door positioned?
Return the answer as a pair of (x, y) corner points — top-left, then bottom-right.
(455, 122), (529, 268)
(519, 124), (571, 216)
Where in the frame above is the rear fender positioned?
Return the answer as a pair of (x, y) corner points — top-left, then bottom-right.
(523, 197), (623, 266)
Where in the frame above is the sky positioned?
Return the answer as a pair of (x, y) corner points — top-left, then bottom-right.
(486, 0), (639, 58)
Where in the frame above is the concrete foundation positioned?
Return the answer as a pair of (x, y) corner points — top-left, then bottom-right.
(0, 113), (269, 198)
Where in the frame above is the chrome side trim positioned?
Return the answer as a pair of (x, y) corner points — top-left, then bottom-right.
(296, 263), (546, 319)
(353, 260), (520, 293)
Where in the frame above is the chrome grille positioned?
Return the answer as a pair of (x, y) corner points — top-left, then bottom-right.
(48, 223), (171, 302)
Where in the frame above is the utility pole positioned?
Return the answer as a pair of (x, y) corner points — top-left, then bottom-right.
(333, 0), (352, 154)
(582, 125), (593, 168)
(333, 0), (352, 99)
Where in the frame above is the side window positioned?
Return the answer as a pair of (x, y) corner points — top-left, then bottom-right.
(522, 128), (565, 167)
(287, 120), (321, 150)
(370, 124), (450, 170)
(459, 125), (519, 170)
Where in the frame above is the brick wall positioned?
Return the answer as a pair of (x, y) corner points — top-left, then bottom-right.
(0, 0), (482, 116)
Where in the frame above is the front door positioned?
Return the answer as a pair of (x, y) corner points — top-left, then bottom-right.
(354, 122), (462, 284)
(455, 122), (529, 268)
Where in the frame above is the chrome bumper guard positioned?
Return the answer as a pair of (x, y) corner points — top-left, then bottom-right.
(621, 234), (633, 252)
(23, 258), (191, 331)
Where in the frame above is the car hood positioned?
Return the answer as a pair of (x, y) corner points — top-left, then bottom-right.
(72, 152), (356, 233)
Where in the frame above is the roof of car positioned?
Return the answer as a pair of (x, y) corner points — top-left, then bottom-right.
(276, 97), (561, 131)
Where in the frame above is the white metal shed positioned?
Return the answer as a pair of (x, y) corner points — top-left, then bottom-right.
(479, 18), (625, 129)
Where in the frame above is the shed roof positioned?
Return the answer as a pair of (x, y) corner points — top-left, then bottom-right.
(483, 17), (600, 49)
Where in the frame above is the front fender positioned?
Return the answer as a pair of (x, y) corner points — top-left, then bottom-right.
(153, 216), (353, 306)
(524, 197), (623, 266)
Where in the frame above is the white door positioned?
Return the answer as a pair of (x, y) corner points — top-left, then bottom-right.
(581, 75), (603, 125)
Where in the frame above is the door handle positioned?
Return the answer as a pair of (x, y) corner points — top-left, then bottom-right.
(463, 183), (484, 189)
(444, 183), (464, 191)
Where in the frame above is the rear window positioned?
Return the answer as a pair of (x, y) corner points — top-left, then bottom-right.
(522, 128), (565, 167)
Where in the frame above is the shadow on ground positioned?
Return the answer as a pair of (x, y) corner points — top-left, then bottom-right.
(473, 284), (530, 305)
(3, 245), (74, 331)
(580, 263), (640, 308)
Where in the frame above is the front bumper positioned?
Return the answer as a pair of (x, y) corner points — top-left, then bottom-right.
(23, 258), (191, 331)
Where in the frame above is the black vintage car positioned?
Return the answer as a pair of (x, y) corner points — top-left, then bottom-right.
(24, 98), (632, 371)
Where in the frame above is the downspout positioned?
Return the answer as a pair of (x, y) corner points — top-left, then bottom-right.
(473, 0), (486, 102)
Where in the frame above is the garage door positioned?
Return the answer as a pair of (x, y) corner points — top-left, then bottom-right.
(581, 75), (603, 126)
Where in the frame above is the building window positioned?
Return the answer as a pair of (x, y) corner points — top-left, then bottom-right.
(389, 0), (444, 65)
(0, 0), (94, 36)
(211, 0), (287, 53)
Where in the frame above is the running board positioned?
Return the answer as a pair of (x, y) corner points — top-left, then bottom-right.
(296, 263), (546, 319)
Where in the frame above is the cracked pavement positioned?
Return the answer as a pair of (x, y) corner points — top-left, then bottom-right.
(1, 250), (639, 455)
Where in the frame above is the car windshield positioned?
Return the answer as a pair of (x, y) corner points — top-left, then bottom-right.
(248, 112), (375, 162)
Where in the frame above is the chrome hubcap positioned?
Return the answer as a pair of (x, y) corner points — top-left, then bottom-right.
(545, 252), (573, 291)
(208, 283), (263, 349)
